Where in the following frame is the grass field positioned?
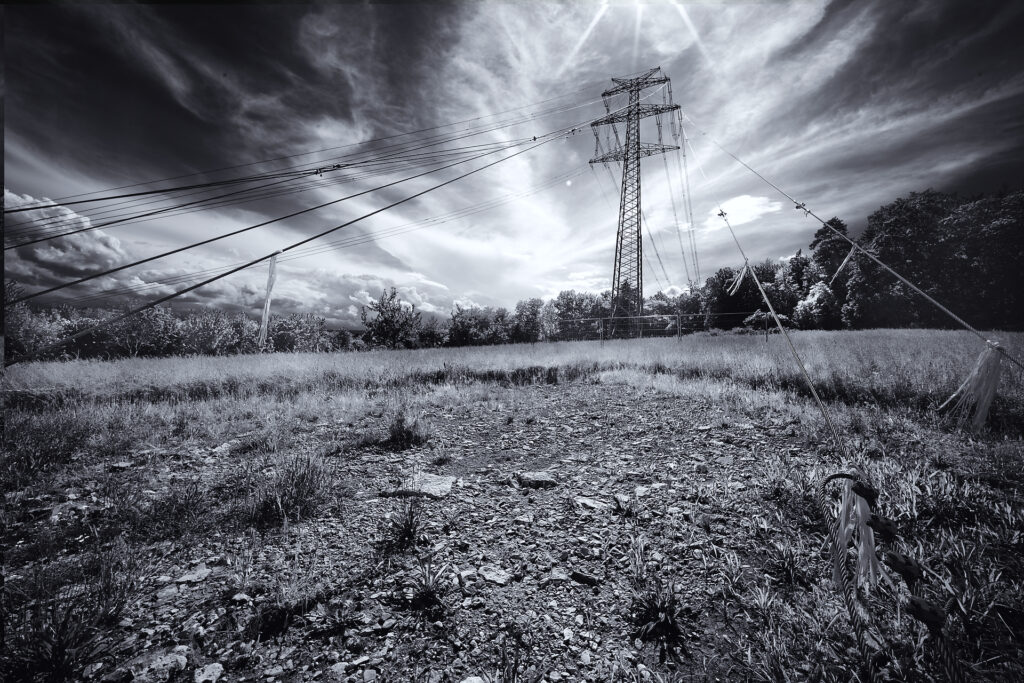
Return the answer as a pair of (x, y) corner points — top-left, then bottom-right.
(2, 330), (1023, 681)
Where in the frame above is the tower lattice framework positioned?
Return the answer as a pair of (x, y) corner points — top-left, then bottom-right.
(590, 67), (680, 330)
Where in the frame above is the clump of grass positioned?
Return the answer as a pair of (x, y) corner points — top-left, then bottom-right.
(381, 500), (423, 553)
(387, 410), (431, 450)
(244, 539), (331, 642)
(140, 477), (210, 539)
(614, 491), (641, 519)
(1, 409), (93, 492)
(309, 597), (360, 641)
(630, 578), (692, 663)
(247, 452), (334, 527)
(430, 449), (453, 466)
(2, 538), (144, 681)
(628, 532), (648, 587)
(480, 618), (539, 683)
(404, 554), (450, 618)
(763, 539), (812, 589)
(373, 499), (427, 571)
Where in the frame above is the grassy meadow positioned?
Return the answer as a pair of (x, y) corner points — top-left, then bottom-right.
(2, 329), (1023, 681)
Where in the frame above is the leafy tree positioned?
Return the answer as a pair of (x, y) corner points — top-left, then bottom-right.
(550, 290), (605, 340)
(793, 282), (841, 330)
(360, 287), (421, 349)
(809, 218), (851, 276)
(447, 304), (492, 346)
(841, 190), (964, 329)
(645, 291), (674, 316)
(935, 191), (1024, 329)
(700, 263), (775, 329)
(743, 310), (793, 331)
(4, 281), (67, 361)
(416, 316), (446, 348)
(510, 298), (544, 343)
(610, 279), (642, 320)
(270, 313), (333, 352)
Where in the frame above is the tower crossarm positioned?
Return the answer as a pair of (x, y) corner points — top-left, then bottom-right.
(602, 67), (668, 97)
(589, 103), (680, 128)
(589, 142), (679, 165)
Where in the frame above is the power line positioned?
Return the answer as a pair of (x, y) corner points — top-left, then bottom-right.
(7, 136), (537, 304)
(5, 133), (567, 367)
(4, 82), (611, 212)
(681, 111), (1024, 372)
(55, 167), (588, 308)
(5, 137), (531, 241)
(6, 86), (659, 363)
(6, 92), (605, 243)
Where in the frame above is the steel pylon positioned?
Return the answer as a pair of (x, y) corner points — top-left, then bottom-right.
(589, 67), (679, 333)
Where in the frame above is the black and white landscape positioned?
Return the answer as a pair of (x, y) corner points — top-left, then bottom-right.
(3, 2), (1023, 682)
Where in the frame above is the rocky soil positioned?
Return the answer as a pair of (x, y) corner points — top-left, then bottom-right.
(0, 379), (964, 681)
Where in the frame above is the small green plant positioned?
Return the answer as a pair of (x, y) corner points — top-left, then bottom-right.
(404, 554), (450, 618)
(142, 477), (209, 538)
(430, 449), (453, 466)
(630, 578), (691, 663)
(614, 492), (641, 518)
(392, 499), (423, 548)
(763, 539), (810, 588)
(374, 499), (425, 564)
(747, 584), (779, 624)
(224, 529), (258, 596)
(480, 618), (541, 683)
(309, 597), (359, 641)
(628, 532), (648, 587)
(1, 410), (92, 492)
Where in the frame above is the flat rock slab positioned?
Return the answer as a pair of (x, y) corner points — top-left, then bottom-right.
(383, 473), (456, 499)
(479, 565), (511, 586)
(570, 569), (601, 586)
(517, 471), (558, 489)
(176, 564), (211, 583)
(129, 647), (189, 683)
(194, 663), (224, 683)
(574, 496), (609, 510)
(548, 568), (570, 584)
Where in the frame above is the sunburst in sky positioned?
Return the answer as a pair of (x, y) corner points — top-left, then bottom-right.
(5, 1), (1024, 326)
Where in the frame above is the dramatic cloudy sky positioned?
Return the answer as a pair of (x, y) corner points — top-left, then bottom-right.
(6, 1), (1024, 326)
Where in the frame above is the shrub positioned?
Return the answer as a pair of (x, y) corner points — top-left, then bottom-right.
(404, 554), (449, 618)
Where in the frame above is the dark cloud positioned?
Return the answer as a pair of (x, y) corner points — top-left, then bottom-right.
(5, 1), (1024, 315)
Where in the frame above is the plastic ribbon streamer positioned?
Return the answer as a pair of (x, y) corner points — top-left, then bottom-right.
(727, 263), (748, 296)
(829, 245), (857, 287)
(939, 342), (1003, 432)
(257, 253), (279, 349)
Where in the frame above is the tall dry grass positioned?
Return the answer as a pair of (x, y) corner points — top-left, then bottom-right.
(5, 330), (1022, 409)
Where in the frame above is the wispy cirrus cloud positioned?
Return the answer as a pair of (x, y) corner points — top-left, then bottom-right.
(5, 1), (1024, 323)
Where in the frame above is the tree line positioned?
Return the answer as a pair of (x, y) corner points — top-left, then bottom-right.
(4, 188), (1021, 361)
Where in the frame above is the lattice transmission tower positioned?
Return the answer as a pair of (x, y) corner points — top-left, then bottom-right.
(590, 67), (680, 330)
